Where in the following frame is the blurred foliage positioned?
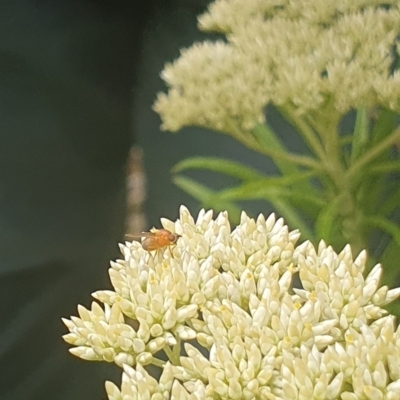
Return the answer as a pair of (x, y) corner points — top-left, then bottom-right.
(171, 108), (400, 315)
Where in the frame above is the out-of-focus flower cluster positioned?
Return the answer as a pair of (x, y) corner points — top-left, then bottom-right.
(154, 0), (400, 134)
(63, 206), (400, 400)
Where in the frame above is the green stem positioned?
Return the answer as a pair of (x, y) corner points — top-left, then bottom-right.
(346, 127), (400, 183)
(164, 345), (180, 365)
(151, 357), (166, 368)
(225, 120), (321, 170)
(350, 107), (369, 162)
(278, 105), (327, 162)
(368, 160), (400, 174)
(299, 106), (366, 253)
(322, 122), (343, 187)
(172, 338), (181, 362)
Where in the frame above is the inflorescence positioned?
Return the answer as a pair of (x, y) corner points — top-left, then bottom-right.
(63, 206), (400, 399)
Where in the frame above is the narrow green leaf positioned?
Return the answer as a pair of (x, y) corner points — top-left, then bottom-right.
(379, 186), (400, 216)
(172, 175), (213, 203)
(205, 181), (322, 225)
(276, 105), (327, 162)
(366, 229), (400, 314)
(213, 180), (316, 239)
(346, 127), (400, 184)
(172, 176), (241, 221)
(365, 217), (400, 248)
(280, 189), (325, 219)
(213, 179), (318, 240)
(369, 160), (400, 174)
(358, 175), (385, 220)
(272, 198), (314, 241)
(315, 198), (340, 242)
(371, 107), (398, 145)
(339, 134), (354, 146)
(214, 171), (317, 201)
(380, 240), (400, 296)
(350, 107), (369, 163)
(172, 157), (265, 181)
(212, 173), (323, 223)
(216, 178), (321, 203)
(173, 176), (314, 241)
(217, 182), (276, 201)
(252, 123), (299, 175)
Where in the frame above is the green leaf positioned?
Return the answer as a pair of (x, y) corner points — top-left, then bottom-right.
(368, 160), (400, 174)
(355, 109), (400, 217)
(174, 175), (315, 241)
(272, 198), (315, 241)
(172, 175), (212, 202)
(379, 240), (400, 316)
(380, 239), (400, 280)
(379, 185), (400, 216)
(217, 181), (316, 239)
(172, 157), (265, 181)
(276, 105), (327, 163)
(214, 173), (324, 224)
(217, 182), (277, 201)
(252, 123), (299, 176)
(216, 178), (318, 240)
(350, 107), (369, 163)
(212, 179), (323, 222)
(275, 188), (325, 208)
(371, 107), (398, 145)
(172, 176), (241, 221)
(365, 217), (400, 248)
(339, 134), (354, 146)
(212, 172), (317, 204)
(315, 198), (340, 242)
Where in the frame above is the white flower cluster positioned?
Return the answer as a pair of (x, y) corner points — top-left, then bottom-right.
(63, 206), (400, 400)
(154, 0), (400, 134)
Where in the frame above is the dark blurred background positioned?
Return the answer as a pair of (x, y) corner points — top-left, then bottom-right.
(0, 1), (148, 398)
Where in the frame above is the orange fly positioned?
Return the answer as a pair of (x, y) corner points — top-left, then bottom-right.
(125, 228), (181, 254)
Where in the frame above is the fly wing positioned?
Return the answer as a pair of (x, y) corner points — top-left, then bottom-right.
(125, 232), (155, 239)
(125, 234), (157, 251)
